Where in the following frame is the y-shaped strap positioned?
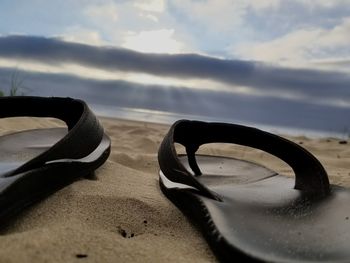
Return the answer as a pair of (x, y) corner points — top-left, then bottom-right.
(0, 96), (104, 177)
(158, 120), (330, 201)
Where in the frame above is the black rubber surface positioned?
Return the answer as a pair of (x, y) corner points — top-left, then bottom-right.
(160, 154), (350, 262)
(0, 128), (110, 225)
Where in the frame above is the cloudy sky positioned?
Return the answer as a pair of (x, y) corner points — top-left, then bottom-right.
(0, 0), (349, 134)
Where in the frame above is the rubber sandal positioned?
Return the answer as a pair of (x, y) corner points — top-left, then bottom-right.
(158, 120), (350, 262)
(0, 96), (111, 224)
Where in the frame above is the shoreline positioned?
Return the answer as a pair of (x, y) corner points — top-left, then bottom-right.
(91, 104), (347, 140)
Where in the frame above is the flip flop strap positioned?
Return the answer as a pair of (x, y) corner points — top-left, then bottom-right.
(158, 120), (330, 200)
(0, 96), (104, 176)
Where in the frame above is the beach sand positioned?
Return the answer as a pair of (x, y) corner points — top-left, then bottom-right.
(0, 117), (349, 262)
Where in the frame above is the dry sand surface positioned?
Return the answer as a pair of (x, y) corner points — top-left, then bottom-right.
(0, 117), (349, 262)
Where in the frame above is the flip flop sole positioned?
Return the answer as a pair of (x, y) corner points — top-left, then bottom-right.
(0, 128), (110, 225)
(160, 155), (350, 263)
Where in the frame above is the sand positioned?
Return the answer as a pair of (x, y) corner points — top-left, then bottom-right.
(0, 117), (349, 262)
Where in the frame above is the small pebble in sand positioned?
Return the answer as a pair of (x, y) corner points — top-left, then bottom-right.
(339, 140), (348, 145)
(118, 228), (127, 238)
(76, 254), (88, 259)
(118, 227), (136, 238)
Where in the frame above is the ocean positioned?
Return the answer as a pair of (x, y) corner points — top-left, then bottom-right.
(91, 104), (345, 139)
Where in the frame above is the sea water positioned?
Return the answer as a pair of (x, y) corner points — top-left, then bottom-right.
(91, 104), (345, 139)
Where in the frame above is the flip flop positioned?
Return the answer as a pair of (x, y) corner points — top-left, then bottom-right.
(0, 96), (110, 224)
(158, 120), (350, 262)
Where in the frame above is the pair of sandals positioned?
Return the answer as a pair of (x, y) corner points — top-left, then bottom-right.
(1, 96), (349, 262)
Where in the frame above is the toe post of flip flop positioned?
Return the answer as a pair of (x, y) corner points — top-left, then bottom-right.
(0, 96), (111, 224)
(158, 119), (350, 263)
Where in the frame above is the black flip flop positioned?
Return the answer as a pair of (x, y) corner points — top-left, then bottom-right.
(0, 96), (110, 224)
(158, 120), (350, 262)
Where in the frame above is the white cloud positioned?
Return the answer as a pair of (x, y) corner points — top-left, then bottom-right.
(139, 13), (159, 22)
(311, 58), (350, 72)
(134, 0), (165, 12)
(84, 2), (118, 23)
(233, 17), (350, 70)
(294, 0), (350, 9)
(248, 0), (350, 11)
(170, 0), (247, 33)
(61, 26), (107, 46)
(248, 0), (281, 10)
(121, 29), (186, 53)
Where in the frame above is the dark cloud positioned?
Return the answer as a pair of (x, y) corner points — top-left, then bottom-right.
(0, 66), (348, 135)
(0, 35), (350, 102)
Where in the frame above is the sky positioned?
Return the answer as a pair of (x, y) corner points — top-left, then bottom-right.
(0, 0), (349, 134)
